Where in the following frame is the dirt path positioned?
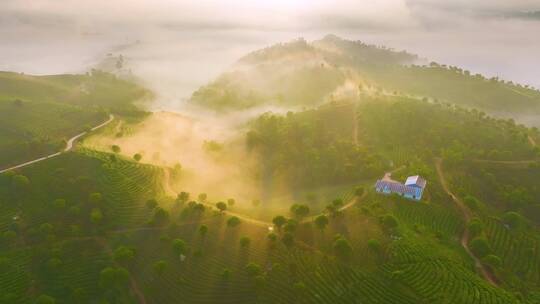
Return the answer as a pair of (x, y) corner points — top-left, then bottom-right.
(435, 158), (499, 286)
(162, 169), (273, 228)
(0, 114), (114, 174)
(163, 167), (372, 228)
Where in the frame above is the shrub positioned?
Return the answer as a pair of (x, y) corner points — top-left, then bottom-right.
(240, 236), (251, 248)
(382, 214), (399, 229)
(227, 216), (241, 228)
(469, 238), (491, 258)
(245, 262), (261, 277)
(333, 236), (353, 259)
(367, 239), (381, 252)
(482, 254), (502, 269)
(133, 153), (142, 162)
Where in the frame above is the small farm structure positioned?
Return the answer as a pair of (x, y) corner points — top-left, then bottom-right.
(375, 175), (426, 201)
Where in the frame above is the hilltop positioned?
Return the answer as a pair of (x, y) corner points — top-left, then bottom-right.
(190, 35), (540, 115)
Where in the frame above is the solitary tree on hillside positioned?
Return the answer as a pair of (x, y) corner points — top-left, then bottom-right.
(272, 216), (287, 231)
(367, 239), (381, 253)
(99, 267), (129, 291)
(463, 195), (480, 211)
(146, 199), (158, 210)
(283, 219), (298, 233)
(221, 268), (231, 281)
(194, 203), (205, 213)
(153, 260), (168, 276)
(133, 153), (142, 162)
(469, 238), (491, 258)
(172, 239), (188, 257)
(227, 216), (241, 228)
(90, 208), (103, 224)
(502, 211), (524, 230)
(52, 199), (66, 211)
(467, 219), (483, 237)
(482, 254), (502, 269)
(35, 294), (56, 304)
(177, 192), (190, 204)
(113, 246), (135, 265)
(267, 232), (277, 243)
(89, 192), (102, 205)
(216, 202), (227, 213)
(240, 236), (251, 248)
(314, 215), (329, 231)
(382, 214), (399, 230)
(333, 236), (353, 259)
(111, 145), (121, 153)
(198, 225), (208, 238)
(281, 232), (294, 248)
(290, 204), (310, 219)
(11, 174), (30, 193)
(153, 208), (170, 225)
(227, 198), (235, 207)
(332, 199), (344, 208)
(245, 262), (261, 277)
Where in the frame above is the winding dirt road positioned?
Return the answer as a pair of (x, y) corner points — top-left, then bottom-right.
(0, 114), (114, 174)
(435, 158), (499, 286)
(162, 169), (273, 228)
(163, 168), (372, 228)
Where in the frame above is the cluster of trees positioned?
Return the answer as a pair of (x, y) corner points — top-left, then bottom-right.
(247, 111), (385, 188)
(366, 60), (540, 113)
(357, 97), (537, 162)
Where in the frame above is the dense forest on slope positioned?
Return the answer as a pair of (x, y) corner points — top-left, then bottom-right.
(246, 102), (385, 190)
(245, 94), (539, 194)
(356, 96), (539, 163)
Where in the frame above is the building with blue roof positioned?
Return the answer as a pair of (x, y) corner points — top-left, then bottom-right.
(374, 175), (426, 201)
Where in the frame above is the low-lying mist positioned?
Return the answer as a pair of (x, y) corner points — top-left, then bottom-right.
(87, 103), (312, 211)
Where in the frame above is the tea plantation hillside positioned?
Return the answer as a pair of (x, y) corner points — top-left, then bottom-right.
(0, 70), (148, 169)
(445, 161), (540, 302)
(0, 100), (106, 168)
(0, 106), (537, 303)
(2, 35), (540, 304)
(0, 150), (166, 303)
(190, 35), (540, 116)
(0, 70), (148, 110)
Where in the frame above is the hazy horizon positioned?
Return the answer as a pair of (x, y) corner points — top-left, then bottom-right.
(2, 0), (540, 106)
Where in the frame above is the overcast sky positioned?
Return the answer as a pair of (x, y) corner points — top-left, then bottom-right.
(1, 0), (539, 103)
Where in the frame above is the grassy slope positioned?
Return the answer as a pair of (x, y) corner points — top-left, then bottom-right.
(0, 70), (148, 169)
